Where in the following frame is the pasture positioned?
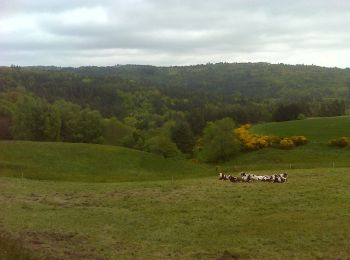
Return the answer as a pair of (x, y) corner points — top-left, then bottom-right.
(1, 116), (350, 259)
(1, 168), (350, 259)
(251, 115), (350, 143)
(0, 141), (212, 182)
(229, 116), (350, 170)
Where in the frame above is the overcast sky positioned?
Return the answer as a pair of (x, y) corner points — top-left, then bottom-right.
(1, 0), (349, 67)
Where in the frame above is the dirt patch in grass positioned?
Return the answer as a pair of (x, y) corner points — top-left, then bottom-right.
(217, 250), (241, 260)
(0, 230), (35, 259)
(23, 231), (103, 260)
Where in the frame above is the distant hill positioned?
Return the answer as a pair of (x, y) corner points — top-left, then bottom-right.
(24, 62), (350, 99)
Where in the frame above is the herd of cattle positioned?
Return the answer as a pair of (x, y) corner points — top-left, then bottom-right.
(218, 172), (288, 183)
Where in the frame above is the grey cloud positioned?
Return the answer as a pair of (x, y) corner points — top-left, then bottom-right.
(0, 0), (349, 67)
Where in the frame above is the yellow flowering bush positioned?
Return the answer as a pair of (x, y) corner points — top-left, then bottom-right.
(329, 137), (348, 148)
(234, 124), (307, 151)
(279, 138), (295, 149)
(291, 136), (308, 146)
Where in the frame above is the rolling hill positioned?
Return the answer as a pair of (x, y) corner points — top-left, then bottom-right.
(228, 116), (350, 170)
(0, 141), (212, 182)
(251, 115), (350, 143)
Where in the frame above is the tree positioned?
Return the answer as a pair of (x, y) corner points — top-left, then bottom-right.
(273, 103), (304, 122)
(53, 100), (81, 142)
(144, 136), (181, 158)
(171, 119), (195, 154)
(197, 118), (240, 162)
(11, 95), (61, 141)
(77, 108), (104, 143)
(103, 117), (135, 146)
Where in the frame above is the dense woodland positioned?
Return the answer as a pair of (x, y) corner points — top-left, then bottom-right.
(0, 63), (349, 161)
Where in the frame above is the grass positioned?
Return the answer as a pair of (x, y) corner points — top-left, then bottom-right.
(2, 116), (350, 258)
(0, 168), (349, 259)
(0, 141), (213, 182)
(226, 116), (350, 171)
(251, 115), (350, 143)
(0, 232), (35, 260)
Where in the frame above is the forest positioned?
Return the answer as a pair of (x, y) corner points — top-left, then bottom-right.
(0, 62), (349, 162)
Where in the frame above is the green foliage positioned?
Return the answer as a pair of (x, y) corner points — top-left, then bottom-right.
(53, 100), (104, 143)
(144, 136), (181, 158)
(11, 94), (61, 141)
(103, 117), (135, 146)
(297, 113), (306, 120)
(198, 118), (240, 162)
(77, 108), (104, 143)
(52, 100), (81, 142)
(171, 119), (195, 154)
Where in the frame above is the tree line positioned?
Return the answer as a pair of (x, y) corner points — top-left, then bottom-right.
(0, 64), (349, 162)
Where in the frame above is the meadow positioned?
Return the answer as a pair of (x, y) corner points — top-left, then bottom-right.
(1, 169), (350, 259)
(1, 116), (350, 259)
(228, 116), (350, 171)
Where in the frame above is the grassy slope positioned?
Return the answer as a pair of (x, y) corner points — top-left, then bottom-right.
(1, 168), (349, 259)
(229, 116), (350, 170)
(252, 115), (350, 143)
(0, 141), (212, 182)
(1, 117), (350, 258)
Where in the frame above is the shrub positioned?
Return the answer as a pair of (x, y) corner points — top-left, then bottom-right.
(297, 113), (306, 120)
(279, 138), (295, 149)
(198, 118), (240, 162)
(329, 137), (348, 148)
(145, 136), (181, 158)
(291, 136), (308, 146)
(234, 124), (307, 151)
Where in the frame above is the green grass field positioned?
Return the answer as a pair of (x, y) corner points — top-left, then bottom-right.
(251, 115), (350, 143)
(1, 116), (350, 259)
(226, 116), (350, 171)
(0, 141), (212, 182)
(1, 169), (350, 259)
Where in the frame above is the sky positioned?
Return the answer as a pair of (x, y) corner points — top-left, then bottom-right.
(0, 0), (349, 68)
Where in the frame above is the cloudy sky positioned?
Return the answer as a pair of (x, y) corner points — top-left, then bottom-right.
(0, 0), (349, 67)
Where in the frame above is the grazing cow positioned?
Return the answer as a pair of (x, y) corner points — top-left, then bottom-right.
(275, 173), (288, 183)
(218, 172), (225, 180)
(250, 174), (265, 181)
(240, 172), (252, 182)
(269, 175), (276, 182)
(228, 175), (239, 182)
(280, 173), (288, 182)
(218, 172), (230, 180)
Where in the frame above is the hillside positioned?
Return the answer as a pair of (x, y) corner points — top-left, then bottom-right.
(1, 168), (350, 259)
(251, 115), (350, 143)
(0, 141), (212, 182)
(23, 63), (350, 99)
(228, 116), (350, 170)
